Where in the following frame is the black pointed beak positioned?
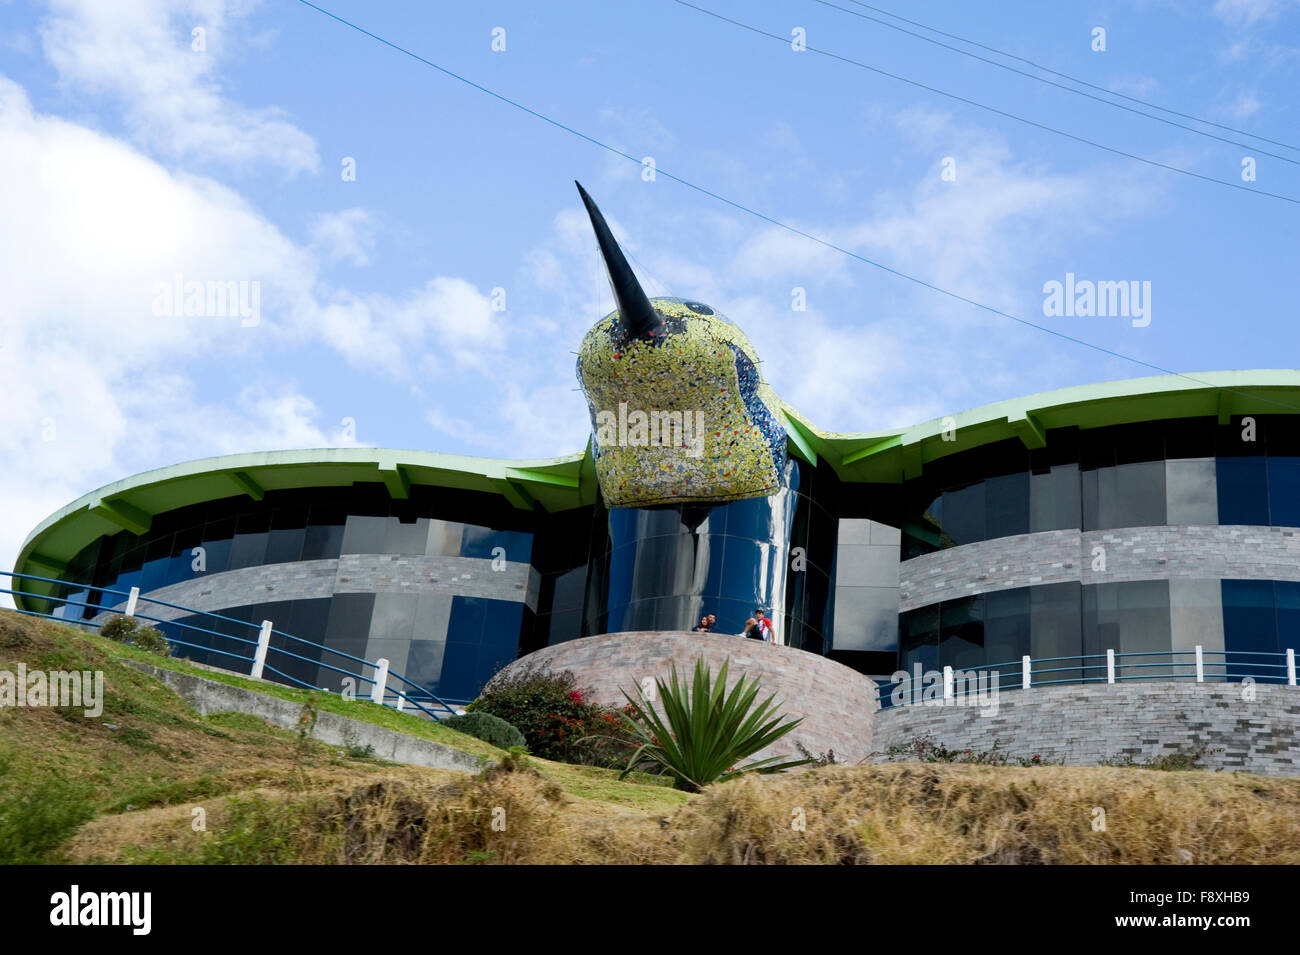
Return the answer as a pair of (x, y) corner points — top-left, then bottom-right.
(575, 181), (662, 341)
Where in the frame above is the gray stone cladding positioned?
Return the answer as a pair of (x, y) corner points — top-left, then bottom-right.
(93, 553), (540, 621)
(871, 681), (1300, 776)
(491, 630), (879, 763)
(900, 524), (1300, 611)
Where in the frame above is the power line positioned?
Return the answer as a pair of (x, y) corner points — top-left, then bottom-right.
(293, 0), (1300, 417)
(836, 0), (1300, 154)
(670, 0), (1300, 205)
(808, 0), (1300, 167)
(666, 0), (1300, 205)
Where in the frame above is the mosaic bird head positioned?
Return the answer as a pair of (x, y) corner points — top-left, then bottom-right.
(573, 182), (787, 508)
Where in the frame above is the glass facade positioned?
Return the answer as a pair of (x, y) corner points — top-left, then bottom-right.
(28, 413), (1300, 697)
(586, 456), (838, 651)
(887, 417), (1300, 682)
(900, 578), (1298, 685)
(47, 483), (541, 702)
(52, 485), (535, 615)
(899, 415), (1300, 559)
(1222, 579), (1300, 683)
(900, 583), (1083, 685)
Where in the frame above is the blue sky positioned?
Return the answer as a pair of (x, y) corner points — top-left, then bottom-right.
(1, 0), (1298, 579)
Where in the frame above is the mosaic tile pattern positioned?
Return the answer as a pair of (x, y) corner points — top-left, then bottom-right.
(576, 297), (787, 507)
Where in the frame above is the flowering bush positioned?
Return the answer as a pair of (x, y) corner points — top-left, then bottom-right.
(470, 664), (641, 766)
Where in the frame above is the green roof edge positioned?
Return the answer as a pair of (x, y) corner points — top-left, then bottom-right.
(15, 369), (1300, 605)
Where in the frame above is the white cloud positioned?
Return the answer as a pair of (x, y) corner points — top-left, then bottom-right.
(310, 208), (374, 266)
(731, 227), (852, 284)
(1213, 0), (1297, 26)
(1222, 90), (1264, 118)
(39, 0), (318, 175)
(0, 75), (505, 588)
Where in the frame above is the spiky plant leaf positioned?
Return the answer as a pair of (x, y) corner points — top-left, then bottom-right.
(618, 656), (811, 791)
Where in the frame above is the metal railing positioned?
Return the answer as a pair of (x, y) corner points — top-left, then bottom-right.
(0, 571), (461, 720)
(875, 646), (1298, 709)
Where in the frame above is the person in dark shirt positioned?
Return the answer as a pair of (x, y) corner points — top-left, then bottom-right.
(691, 614), (712, 633)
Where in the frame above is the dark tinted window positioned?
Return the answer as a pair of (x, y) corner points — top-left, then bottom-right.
(1267, 458), (1300, 527)
(1217, 457), (1269, 524)
(1029, 465), (1080, 532)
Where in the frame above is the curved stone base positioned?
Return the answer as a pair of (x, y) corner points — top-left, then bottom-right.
(492, 631), (878, 762)
(872, 682), (1300, 776)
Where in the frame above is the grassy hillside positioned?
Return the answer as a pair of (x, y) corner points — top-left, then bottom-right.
(0, 611), (685, 864)
(3, 610), (1299, 864)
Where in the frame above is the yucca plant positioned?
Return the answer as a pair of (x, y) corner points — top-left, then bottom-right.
(618, 657), (811, 792)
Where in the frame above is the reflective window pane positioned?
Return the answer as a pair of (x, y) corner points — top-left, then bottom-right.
(985, 472), (1029, 539)
(941, 483), (985, 546)
(1030, 465), (1080, 532)
(1221, 579), (1278, 681)
(1216, 457), (1268, 525)
(1267, 457), (1300, 527)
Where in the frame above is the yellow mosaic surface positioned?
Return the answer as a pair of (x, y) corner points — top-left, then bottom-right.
(576, 298), (786, 507)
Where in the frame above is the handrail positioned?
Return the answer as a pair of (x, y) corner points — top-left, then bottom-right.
(875, 645), (1297, 708)
(0, 571), (460, 719)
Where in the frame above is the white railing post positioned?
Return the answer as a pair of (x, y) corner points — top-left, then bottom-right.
(1022, 654), (1032, 689)
(1195, 645), (1204, 683)
(1288, 649), (1296, 687)
(124, 586), (140, 618)
(371, 658), (390, 705)
(1106, 648), (1116, 685)
(250, 620), (272, 680)
(942, 665), (953, 701)
(394, 693), (405, 713)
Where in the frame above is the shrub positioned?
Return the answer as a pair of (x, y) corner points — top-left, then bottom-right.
(439, 711), (526, 751)
(620, 657), (811, 792)
(129, 626), (170, 656)
(1100, 743), (1219, 771)
(99, 615), (137, 642)
(472, 664), (633, 764)
(878, 734), (1058, 766)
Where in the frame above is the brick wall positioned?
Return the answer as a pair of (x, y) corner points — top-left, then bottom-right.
(872, 682), (1300, 776)
(493, 631), (879, 762)
(900, 524), (1300, 611)
(92, 553), (540, 622)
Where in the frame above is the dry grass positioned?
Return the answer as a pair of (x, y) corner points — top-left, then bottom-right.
(6, 611), (1300, 865)
(71, 760), (1300, 865)
(668, 764), (1300, 864)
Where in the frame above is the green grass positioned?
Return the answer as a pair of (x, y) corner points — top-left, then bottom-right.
(0, 611), (690, 863)
(528, 760), (687, 810)
(99, 634), (505, 760)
